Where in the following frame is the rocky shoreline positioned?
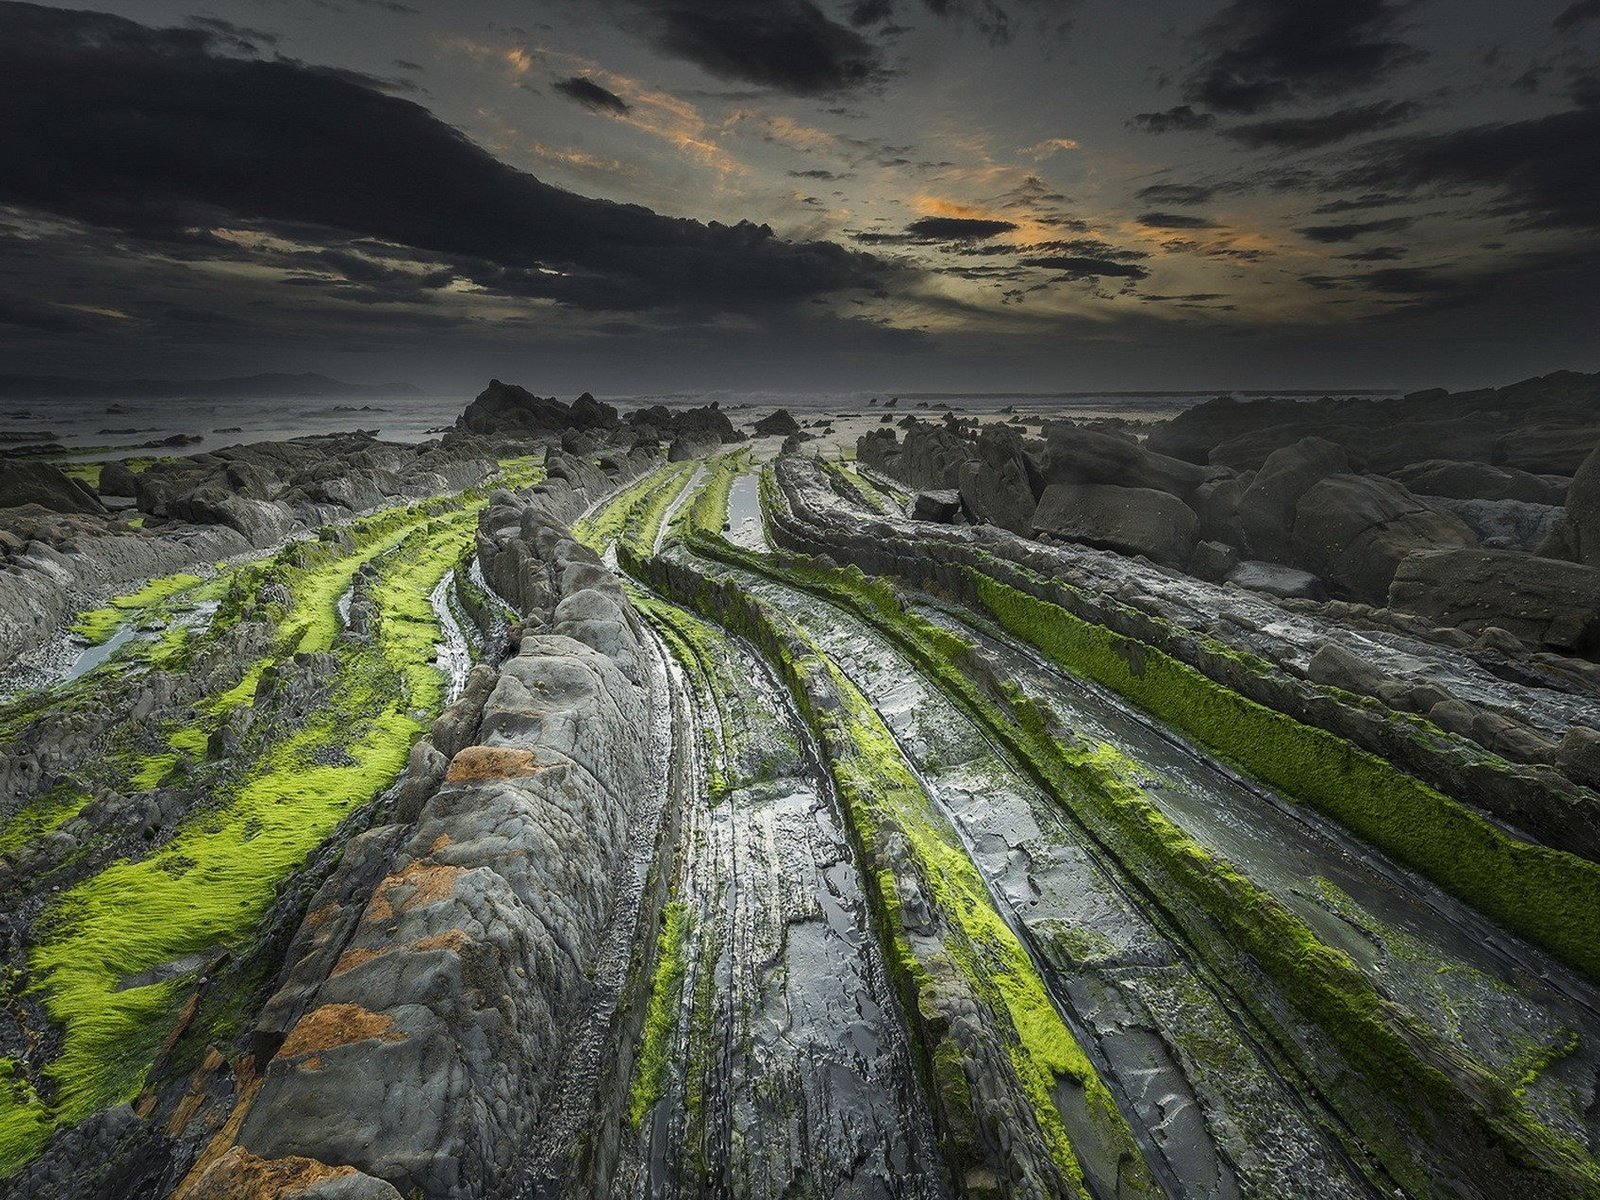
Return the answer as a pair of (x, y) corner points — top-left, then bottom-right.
(3, 374), (1599, 1199)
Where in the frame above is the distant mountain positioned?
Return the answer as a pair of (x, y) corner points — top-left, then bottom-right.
(0, 372), (426, 401)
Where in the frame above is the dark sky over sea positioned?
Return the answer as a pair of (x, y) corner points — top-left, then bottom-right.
(0, 1), (1597, 394)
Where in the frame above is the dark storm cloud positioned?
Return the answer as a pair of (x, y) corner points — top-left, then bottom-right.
(1182, 0), (1425, 115)
(0, 3), (893, 314)
(553, 74), (631, 114)
(904, 216), (1017, 240)
(1337, 245), (1408, 261)
(848, 0), (1072, 44)
(1340, 99), (1600, 232)
(1134, 182), (1215, 206)
(1130, 105), (1217, 134)
(1295, 216), (1413, 243)
(1313, 192), (1406, 214)
(1137, 212), (1218, 229)
(185, 16), (279, 49)
(1222, 100), (1421, 150)
(1019, 256), (1149, 280)
(1553, 0), (1600, 31)
(625, 0), (883, 95)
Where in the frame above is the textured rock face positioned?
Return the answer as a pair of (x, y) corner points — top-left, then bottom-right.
(957, 424), (1037, 534)
(1290, 474), (1476, 602)
(767, 456), (1600, 857)
(190, 494), (658, 1199)
(1389, 549), (1600, 657)
(1032, 481), (1198, 567)
(1569, 440), (1600, 566)
(895, 423), (974, 490)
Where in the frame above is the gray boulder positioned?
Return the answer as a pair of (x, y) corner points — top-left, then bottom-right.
(1038, 422), (1208, 500)
(1226, 560), (1326, 600)
(912, 489), (963, 523)
(1388, 548), (1600, 657)
(1422, 496), (1561, 552)
(753, 409), (801, 437)
(1238, 437), (1348, 561)
(1291, 474), (1476, 603)
(0, 461), (105, 515)
(1032, 482), (1198, 567)
(1569, 439), (1600, 566)
(1391, 459), (1568, 505)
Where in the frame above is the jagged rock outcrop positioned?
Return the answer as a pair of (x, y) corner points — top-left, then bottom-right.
(176, 493), (658, 1199)
(457, 379), (617, 436)
(0, 461), (104, 514)
(1148, 370), (1600, 474)
(751, 408), (800, 437)
(957, 423), (1037, 534)
(624, 401), (742, 448)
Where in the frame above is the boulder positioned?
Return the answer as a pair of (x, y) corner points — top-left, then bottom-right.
(1422, 496), (1561, 552)
(1190, 539), (1239, 582)
(457, 379), (575, 435)
(1238, 437), (1349, 561)
(1568, 439), (1600, 567)
(753, 409), (801, 437)
(1192, 473), (1251, 546)
(0, 461), (105, 515)
(1291, 474), (1477, 602)
(97, 460), (141, 498)
(1391, 460), (1568, 505)
(1388, 548), (1600, 657)
(1038, 422), (1208, 500)
(1226, 561), (1326, 600)
(1031, 482), (1198, 567)
(912, 489), (962, 523)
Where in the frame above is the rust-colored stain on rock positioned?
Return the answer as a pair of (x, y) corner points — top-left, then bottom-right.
(445, 745), (545, 781)
(277, 1002), (406, 1059)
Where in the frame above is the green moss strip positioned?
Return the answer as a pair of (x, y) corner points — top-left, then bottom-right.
(628, 901), (690, 1126)
(967, 571), (1600, 986)
(624, 545), (1160, 1199)
(679, 538), (1600, 1196)
(71, 572), (205, 646)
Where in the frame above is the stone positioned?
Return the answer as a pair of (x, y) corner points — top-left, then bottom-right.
(1391, 459), (1569, 505)
(1238, 437), (1348, 561)
(1037, 422), (1208, 500)
(1031, 482), (1198, 567)
(912, 489), (963, 523)
(1290, 473), (1476, 603)
(0, 461), (105, 514)
(1554, 727), (1600, 790)
(956, 424), (1037, 534)
(753, 409), (801, 437)
(1226, 561), (1326, 600)
(1568, 439), (1600, 567)
(1388, 548), (1600, 657)
(1190, 539), (1239, 582)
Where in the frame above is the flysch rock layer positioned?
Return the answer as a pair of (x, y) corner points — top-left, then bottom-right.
(772, 456), (1600, 860)
(170, 489), (656, 1199)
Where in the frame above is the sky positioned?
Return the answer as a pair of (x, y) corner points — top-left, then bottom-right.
(1, 0), (1598, 395)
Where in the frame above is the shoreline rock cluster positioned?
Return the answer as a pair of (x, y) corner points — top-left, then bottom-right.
(858, 369), (1600, 661)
